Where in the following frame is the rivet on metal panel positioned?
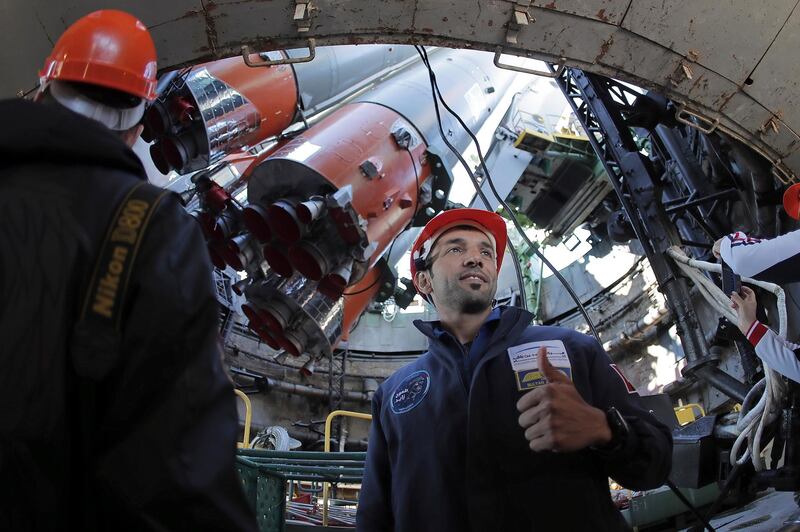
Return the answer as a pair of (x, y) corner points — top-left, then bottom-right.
(241, 39), (317, 68)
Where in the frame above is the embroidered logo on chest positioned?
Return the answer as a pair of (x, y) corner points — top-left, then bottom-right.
(390, 370), (431, 414)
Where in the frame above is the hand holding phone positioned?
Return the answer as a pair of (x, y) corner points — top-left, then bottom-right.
(721, 260), (741, 297)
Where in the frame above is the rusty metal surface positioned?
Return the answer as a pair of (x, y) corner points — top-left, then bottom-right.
(536, 0), (632, 25)
(4, 0), (800, 179)
(621, 0), (796, 84)
(746, 4), (800, 162)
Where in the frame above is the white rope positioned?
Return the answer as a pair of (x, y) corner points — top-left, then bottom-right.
(667, 248), (787, 336)
(667, 246), (786, 470)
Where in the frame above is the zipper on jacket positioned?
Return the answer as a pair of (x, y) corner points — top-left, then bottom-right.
(433, 332), (470, 398)
(457, 341), (470, 394)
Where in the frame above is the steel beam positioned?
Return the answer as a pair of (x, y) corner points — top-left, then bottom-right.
(553, 67), (710, 366)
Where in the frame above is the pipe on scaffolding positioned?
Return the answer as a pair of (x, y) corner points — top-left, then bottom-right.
(266, 376), (371, 403)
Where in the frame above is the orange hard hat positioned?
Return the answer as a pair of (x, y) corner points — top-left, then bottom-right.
(410, 208), (508, 301)
(783, 183), (800, 221)
(40, 10), (158, 101)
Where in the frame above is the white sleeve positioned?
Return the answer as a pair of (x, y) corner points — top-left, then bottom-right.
(747, 320), (800, 383)
(720, 230), (800, 278)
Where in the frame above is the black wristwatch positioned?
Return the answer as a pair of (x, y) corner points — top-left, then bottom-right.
(592, 407), (630, 453)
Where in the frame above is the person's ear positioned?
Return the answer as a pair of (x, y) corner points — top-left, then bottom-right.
(120, 123), (144, 148)
(415, 270), (433, 297)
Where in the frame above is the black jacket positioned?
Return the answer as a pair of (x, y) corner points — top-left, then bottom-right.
(357, 306), (672, 531)
(0, 99), (257, 531)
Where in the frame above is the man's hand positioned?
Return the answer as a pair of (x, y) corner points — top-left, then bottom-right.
(516, 347), (612, 452)
(712, 237), (724, 259)
(731, 286), (758, 335)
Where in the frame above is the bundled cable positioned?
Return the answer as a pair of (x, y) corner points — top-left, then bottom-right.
(667, 246), (786, 471)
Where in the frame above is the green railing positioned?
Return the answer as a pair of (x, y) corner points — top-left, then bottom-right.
(236, 449), (367, 532)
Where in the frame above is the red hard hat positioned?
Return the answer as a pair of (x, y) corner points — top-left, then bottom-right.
(783, 183), (800, 221)
(410, 208), (508, 301)
(40, 10), (158, 101)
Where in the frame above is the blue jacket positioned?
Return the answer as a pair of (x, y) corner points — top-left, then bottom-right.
(356, 306), (672, 531)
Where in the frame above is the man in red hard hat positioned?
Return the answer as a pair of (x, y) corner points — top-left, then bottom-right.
(357, 208), (672, 531)
(0, 11), (256, 531)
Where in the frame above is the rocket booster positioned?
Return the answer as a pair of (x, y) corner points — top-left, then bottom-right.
(240, 50), (515, 359)
(192, 48), (517, 360)
(143, 45), (419, 175)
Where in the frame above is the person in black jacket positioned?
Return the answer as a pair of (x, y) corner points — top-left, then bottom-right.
(0, 10), (256, 532)
(356, 208), (672, 531)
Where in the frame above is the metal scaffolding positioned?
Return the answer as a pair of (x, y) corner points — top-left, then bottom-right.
(551, 66), (747, 400)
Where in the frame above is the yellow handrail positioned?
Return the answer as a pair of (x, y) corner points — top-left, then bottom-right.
(323, 409), (372, 526)
(234, 389), (252, 449)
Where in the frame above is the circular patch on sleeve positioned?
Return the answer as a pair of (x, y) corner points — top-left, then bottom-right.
(390, 370), (431, 414)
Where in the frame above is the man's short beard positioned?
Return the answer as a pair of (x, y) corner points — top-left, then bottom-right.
(459, 295), (492, 314)
(428, 269), (494, 314)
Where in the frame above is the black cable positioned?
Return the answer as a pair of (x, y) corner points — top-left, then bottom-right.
(415, 46), (598, 338)
(342, 152), (417, 298)
(341, 230), (404, 297)
(412, 46), (527, 313)
(405, 146), (421, 226)
(686, 460), (751, 532)
(665, 479), (716, 532)
(18, 83), (40, 99)
(506, 235), (529, 311)
(340, 150), (418, 299)
(423, 46), (584, 327)
(341, 274), (383, 297)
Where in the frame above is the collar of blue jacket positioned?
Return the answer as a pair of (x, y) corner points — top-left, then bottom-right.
(428, 306), (502, 340)
(413, 306), (525, 390)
